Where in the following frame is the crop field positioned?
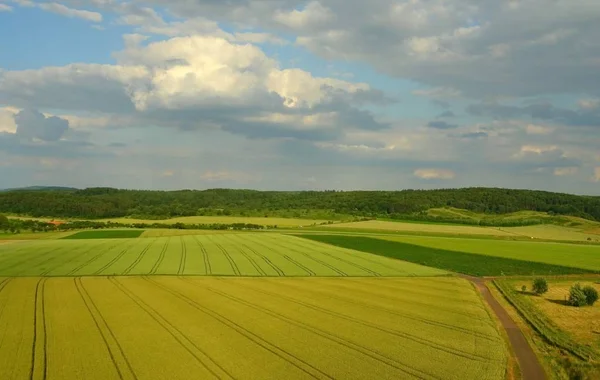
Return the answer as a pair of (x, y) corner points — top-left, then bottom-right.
(141, 229), (237, 237)
(324, 220), (515, 236)
(376, 235), (600, 272)
(99, 216), (330, 227)
(0, 276), (507, 380)
(64, 230), (145, 239)
(300, 235), (598, 276)
(0, 233), (446, 277)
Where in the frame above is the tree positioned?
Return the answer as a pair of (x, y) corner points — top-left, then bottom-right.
(0, 213), (9, 231)
(532, 278), (549, 295)
(569, 283), (588, 307)
(583, 285), (599, 306)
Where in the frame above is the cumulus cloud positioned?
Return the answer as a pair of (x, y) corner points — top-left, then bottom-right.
(136, 0), (600, 99)
(414, 169), (455, 180)
(14, 109), (69, 142)
(0, 4), (13, 12)
(427, 120), (458, 129)
(554, 167), (578, 176)
(38, 3), (103, 22)
(0, 35), (386, 141)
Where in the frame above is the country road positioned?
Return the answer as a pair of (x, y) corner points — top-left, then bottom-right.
(460, 275), (547, 380)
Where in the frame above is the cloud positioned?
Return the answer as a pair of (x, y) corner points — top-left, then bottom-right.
(519, 145), (560, 155)
(14, 109), (69, 142)
(0, 4), (13, 12)
(457, 132), (487, 139)
(144, 0), (600, 99)
(579, 99), (600, 110)
(526, 124), (554, 135)
(554, 167), (578, 176)
(38, 3), (103, 23)
(467, 102), (600, 127)
(593, 167), (600, 182)
(427, 120), (458, 129)
(0, 35), (387, 141)
(413, 87), (461, 100)
(414, 168), (455, 180)
(437, 110), (455, 118)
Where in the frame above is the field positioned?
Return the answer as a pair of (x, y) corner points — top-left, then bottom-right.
(0, 276), (507, 380)
(99, 216), (330, 227)
(0, 233), (446, 277)
(323, 220), (514, 236)
(495, 278), (600, 378)
(64, 230), (145, 239)
(377, 235), (600, 272)
(321, 219), (600, 243)
(299, 235), (598, 276)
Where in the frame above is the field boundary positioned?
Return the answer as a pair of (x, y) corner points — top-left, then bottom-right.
(461, 275), (547, 380)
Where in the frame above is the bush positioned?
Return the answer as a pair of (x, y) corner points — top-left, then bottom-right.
(532, 278), (549, 295)
(521, 285), (527, 293)
(569, 283), (588, 307)
(582, 285), (599, 306)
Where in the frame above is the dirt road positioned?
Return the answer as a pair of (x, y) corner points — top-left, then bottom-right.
(460, 274), (547, 380)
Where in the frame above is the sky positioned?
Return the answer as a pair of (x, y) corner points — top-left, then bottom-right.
(0, 0), (599, 194)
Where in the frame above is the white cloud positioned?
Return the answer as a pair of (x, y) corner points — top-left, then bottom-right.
(38, 3), (103, 23)
(0, 4), (13, 12)
(414, 168), (455, 180)
(553, 167), (578, 176)
(519, 145), (560, 155)
(594, 167), (600, 182)
(0, 107), (18, 133)
(579, 99), (600, 110)
(526, 124), (554, 135)
(274, 1), (334, 29)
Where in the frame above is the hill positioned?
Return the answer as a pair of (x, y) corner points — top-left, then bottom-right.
(0, 186), (79, 192)
(1, 187), (599, 222)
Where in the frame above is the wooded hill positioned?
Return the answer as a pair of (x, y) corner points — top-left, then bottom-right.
(1, 187), (599, 222)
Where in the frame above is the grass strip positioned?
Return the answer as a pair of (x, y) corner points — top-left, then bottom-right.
(493, 279), (596, 361)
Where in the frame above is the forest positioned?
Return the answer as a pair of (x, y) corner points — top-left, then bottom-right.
(1, 187), (599, 222)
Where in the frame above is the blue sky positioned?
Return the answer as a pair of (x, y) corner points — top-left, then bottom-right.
(0, 0), (599, 193)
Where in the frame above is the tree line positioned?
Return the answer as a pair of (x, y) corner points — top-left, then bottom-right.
(0, 187), (599, 221)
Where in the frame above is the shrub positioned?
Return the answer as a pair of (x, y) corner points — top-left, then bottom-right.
(569, 283), (588, 307)
(582, 285), (599, 306)
(521, 285), (527, 293)
(532, 278), (549, 295)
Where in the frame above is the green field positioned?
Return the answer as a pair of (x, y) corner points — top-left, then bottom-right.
(0, 276), (507, 380)
(299, 235), (598, 276)
(63, 230), (145, 239)
(377, 235), (600, 271)
(99, 216), (330, 227)
(320, 219), (600, 243)
(0, 233), (446, 277)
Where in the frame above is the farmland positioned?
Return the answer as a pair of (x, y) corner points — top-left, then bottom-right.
(300, 235), (599, 276)
(99, 216), (331, 227)
(495, 278), (600, 378)
(64, 230), (145, 239)
(0, 276), (507, 380)
(0, 233), (446, 277)
(320, 219), (600, 243)
(377, 235), (600, 272)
